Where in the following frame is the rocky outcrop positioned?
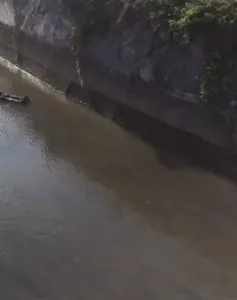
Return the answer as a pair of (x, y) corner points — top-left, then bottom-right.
(0, 0), (235, 151)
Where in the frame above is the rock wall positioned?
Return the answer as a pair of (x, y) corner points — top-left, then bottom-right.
(0, 1), (15, 26)
(0, 0), (233, 150)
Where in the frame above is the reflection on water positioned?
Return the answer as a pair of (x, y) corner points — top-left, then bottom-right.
(0, 65), (237, 299)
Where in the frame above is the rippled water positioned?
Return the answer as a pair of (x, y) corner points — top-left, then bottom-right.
(1, 65), (237, 299)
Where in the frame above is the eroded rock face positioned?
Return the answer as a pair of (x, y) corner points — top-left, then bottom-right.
(19, 1), (71, 47)
(1, 0), (71, 47)
(0, 0), (205, 95)
(0, 0), (15, 26)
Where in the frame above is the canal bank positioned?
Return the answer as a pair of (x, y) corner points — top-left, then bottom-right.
(0, 49), (234, 182)
(0, 0), (235, 154)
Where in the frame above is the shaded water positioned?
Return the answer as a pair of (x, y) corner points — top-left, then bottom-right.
(0, 65), (237, 299)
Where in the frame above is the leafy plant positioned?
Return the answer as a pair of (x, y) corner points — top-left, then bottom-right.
(61, 0), (237, 108)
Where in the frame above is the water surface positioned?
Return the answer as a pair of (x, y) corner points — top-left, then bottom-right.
(0, 66), (237, 299)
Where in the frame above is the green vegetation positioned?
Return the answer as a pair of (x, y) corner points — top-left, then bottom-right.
(165, 0), (237, 107)
(61, 0), (237, 108)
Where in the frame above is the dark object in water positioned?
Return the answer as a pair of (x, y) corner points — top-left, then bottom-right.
(0, 92), (30, 104)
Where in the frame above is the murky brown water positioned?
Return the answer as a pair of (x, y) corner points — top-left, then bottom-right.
(1, 65), (237, 299)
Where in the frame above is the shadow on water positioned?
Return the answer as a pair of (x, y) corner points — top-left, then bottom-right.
(116, 105), (237, 177)
(75, 87), (237, 181)
(63, 79), (237, 180)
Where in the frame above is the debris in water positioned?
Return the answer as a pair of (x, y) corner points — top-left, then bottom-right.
(0, 92), (30, 104)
